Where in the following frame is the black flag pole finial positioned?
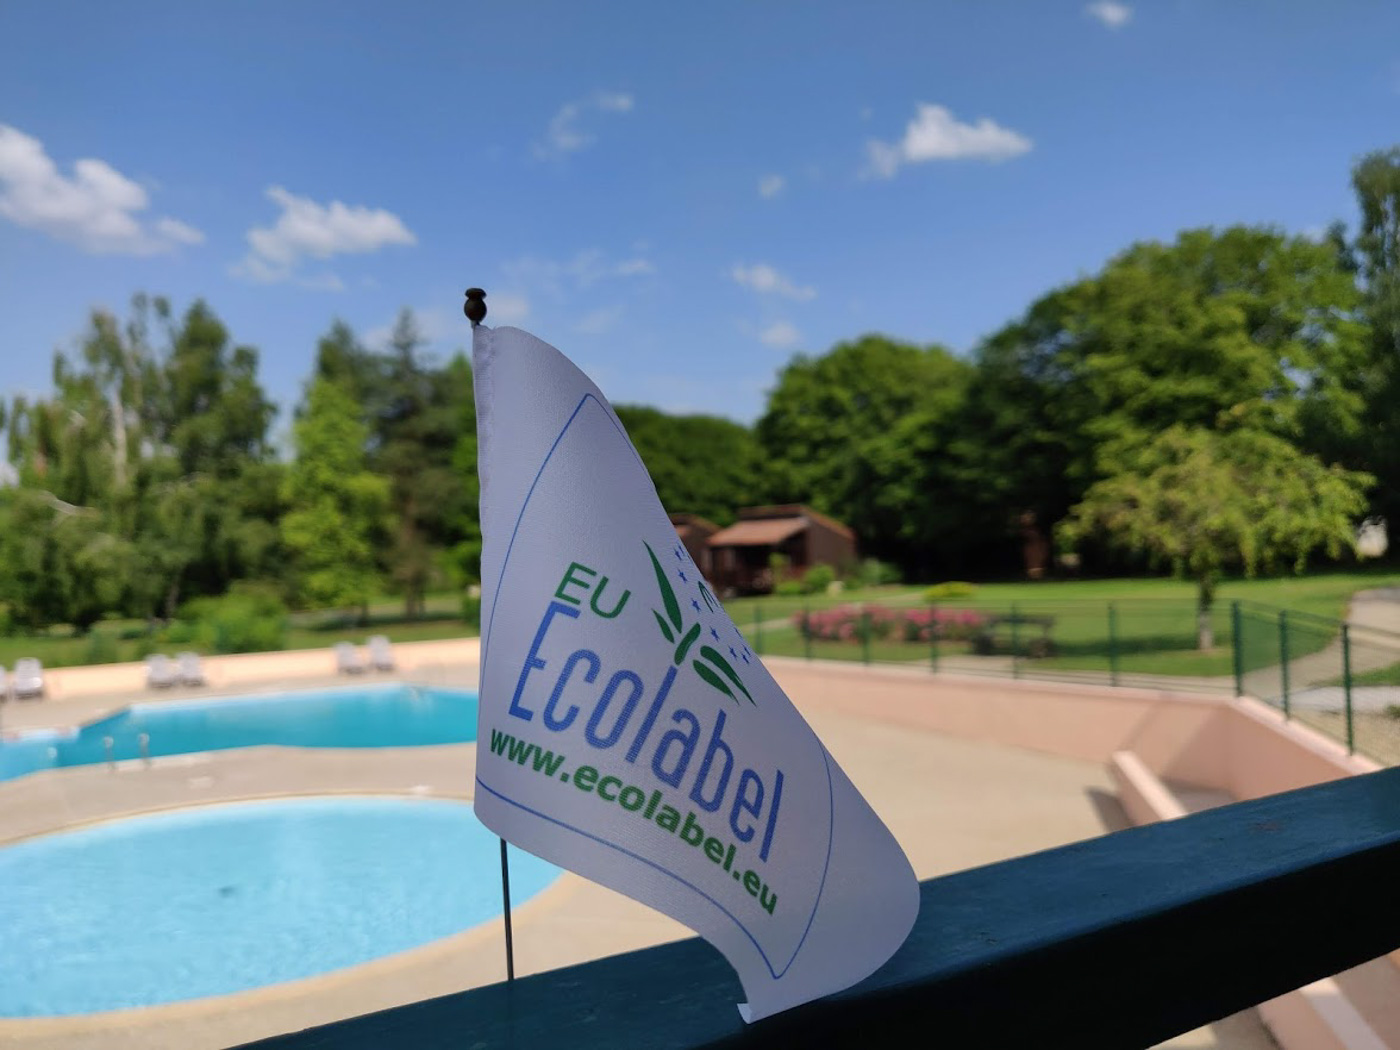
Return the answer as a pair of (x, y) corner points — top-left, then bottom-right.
(464, 287), (488, 327)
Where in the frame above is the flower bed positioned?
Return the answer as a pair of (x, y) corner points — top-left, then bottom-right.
(793, 604), (986, 644)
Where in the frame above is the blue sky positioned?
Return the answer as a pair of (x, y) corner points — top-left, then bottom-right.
(3, 1), (1399, 436)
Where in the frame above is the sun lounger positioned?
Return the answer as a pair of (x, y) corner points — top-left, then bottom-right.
(335, 641), (366, 675)
(12, 658), (44, 700)
(367, 635), (396, 672)
(177, 651), (206, 687)
(146, 654), (177, 689)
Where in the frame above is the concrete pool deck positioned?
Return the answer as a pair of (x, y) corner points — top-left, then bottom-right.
(0, 656), (1274, 1050)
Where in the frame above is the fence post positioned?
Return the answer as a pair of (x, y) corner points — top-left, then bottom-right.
(754, 601), (763, 657)
(929, 603), (940, 674)
(1231, 602), (1244, 698)
(1011, 602), (1022, 680)
(1278, 611), (1291, 720)
(1342, 623), (1354, 755)
(803, 600), (813, 661)
(860, 602), (872, 666)
(1108, 603), (1120, 688)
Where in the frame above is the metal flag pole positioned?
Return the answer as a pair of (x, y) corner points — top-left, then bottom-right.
(465, 286), (515, 984)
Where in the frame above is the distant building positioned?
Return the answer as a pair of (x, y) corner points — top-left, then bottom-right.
(706, 504), (857, 595)
(669, 513), (719, 576)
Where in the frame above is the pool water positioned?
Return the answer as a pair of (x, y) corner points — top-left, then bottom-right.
(0, 684), (477, 782)
(0, 797), (559, 1016)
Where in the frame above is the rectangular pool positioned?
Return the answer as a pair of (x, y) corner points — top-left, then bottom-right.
(0, 684), (478, 782)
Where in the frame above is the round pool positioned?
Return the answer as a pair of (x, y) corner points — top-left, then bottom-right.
(0, 797), (559, 1017)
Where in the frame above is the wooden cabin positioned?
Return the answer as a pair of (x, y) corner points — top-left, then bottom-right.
(668, 513), (718, 577)
(706, 504), (856, 595)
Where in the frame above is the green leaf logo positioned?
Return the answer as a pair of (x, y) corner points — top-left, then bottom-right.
(645, 542), (753, 705)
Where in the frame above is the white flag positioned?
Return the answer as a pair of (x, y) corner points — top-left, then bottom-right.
(471, 324), (918, 1021)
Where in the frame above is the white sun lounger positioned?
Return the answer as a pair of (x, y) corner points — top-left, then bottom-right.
(12, 658), (44, 700)
(335, 641), (366, 675)
(146, 653), (177, 689)
(177, 651), (206, 687)
(367, 635), (396, 672)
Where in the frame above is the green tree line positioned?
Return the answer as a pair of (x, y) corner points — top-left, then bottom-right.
(3, 147), (1400, 641)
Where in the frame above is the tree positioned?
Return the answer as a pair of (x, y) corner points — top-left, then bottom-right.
(445, 352), (482, 585)
(968, 225), (1370, 575)
(1057, 427), (1372, 648)
(1348, 147), (1400, 524)
(280, 377), (389, 616)
(614, 406), (764, 526)
(756, 335), (972, 575)
(373, 310), (467, 617)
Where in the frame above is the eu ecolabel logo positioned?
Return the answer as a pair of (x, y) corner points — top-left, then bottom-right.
(486, 541), (783, 916)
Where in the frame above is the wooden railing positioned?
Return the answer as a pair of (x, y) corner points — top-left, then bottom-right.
(236, 766), (1400, 1049)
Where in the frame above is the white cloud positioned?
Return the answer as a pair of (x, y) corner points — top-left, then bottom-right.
(503, 250), (655, 293)
(864, 103), (1032, 177)
(758, 174), (785, 199)
(760, 321), (802, 349)
(612, 257), (655, 278)
(576, 305), (623, 335)
(153, 216), (204, 245)
(365, 306), (454, 350)
(234, 185), (415, 286)
(488, 292), (531, 325)
(1085, 1), (1132, 28)
(0, 124), (204, 255)
(731, 263), (816, 302)
(537, 91), (635, 158)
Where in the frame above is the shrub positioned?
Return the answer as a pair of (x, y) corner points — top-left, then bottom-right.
(793, 603), (986, 644)
(801, 564), (836, 595)
(164, 620), (196, 645)
(774, 578), (805, 597)
(1386, 703), (1400, 721)
(924, 581), (978, 602)
(178, 585), (288, 654)
(83, 630), (121, 665)
(857, 558), (902, 588)
(461, 591), (482, 628)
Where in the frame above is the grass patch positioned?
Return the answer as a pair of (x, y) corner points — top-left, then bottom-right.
(725, 571), (1400, 679)
(1321, 662), (1400, 688)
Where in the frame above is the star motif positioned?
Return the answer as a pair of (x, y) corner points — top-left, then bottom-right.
(728, 646), (738, 659)
(678, 570), (688, 583)
(674, 545), (685, 561)
(741, 651), (750, 664)
(710, 627), (720, 641)
(691, 599), (701, 612)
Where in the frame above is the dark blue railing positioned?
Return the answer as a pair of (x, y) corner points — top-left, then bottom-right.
(237, 766), (1400, 1049)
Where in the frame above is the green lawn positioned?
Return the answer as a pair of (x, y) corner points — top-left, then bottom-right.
(0, 591), (477, 670)
(4, 568), (1399, 674)
(726, 568), (1400, 679)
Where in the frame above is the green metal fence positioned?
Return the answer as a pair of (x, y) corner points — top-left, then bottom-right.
(731, 593), (1400, 766)
(1235, 600), (1400, 765)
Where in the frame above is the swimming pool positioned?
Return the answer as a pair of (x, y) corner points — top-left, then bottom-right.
(0, 797), (559, 1016)
(0, 684), (477, 782)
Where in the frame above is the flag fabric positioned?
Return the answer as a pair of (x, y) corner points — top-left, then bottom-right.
(471, 324), (919, 1021)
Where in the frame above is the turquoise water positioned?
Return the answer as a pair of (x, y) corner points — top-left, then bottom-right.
(0, 797), (558, 1016)
(0, 684), (477, 782)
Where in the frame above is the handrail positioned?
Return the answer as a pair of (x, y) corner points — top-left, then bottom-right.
(236, 766), (1400, 1050)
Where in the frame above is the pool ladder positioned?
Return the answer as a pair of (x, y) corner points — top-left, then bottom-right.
(104, 733), (152, 771)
